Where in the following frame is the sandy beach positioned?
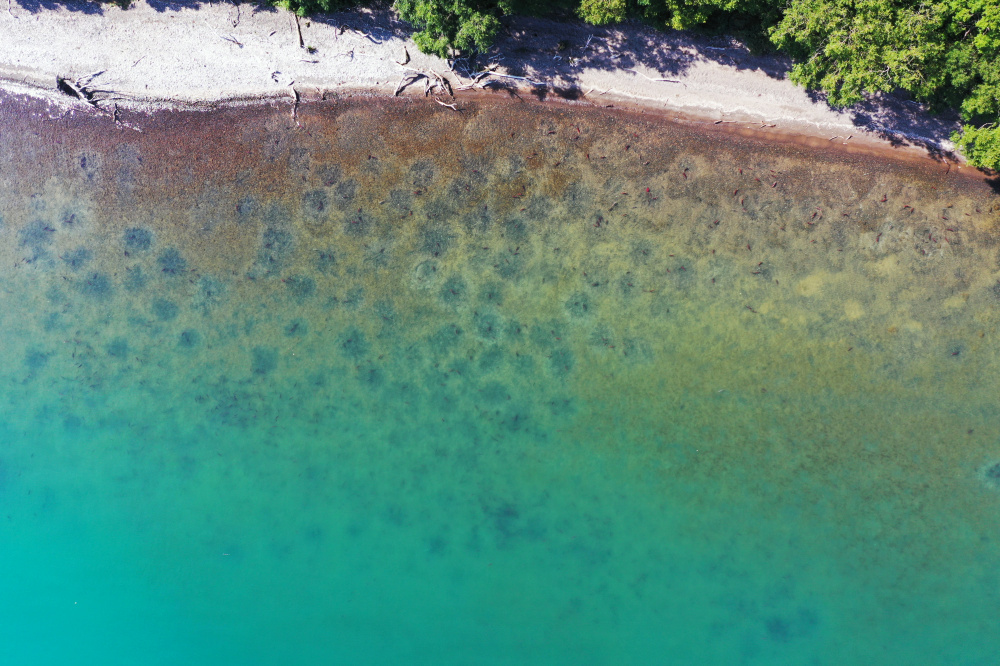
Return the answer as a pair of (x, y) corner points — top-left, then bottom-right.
(0, 0), (975, 169)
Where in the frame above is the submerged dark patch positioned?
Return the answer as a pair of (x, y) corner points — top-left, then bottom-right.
(123, 227), (153, 251)
(123, 266), (148, 292)
(251, 346), (278, 375)
(501, 217), (528, 242)
(565, 292), (592, 318)
(440, 275), (468, 305)
(194, 276), (226, 313)
(548, 347), (575, 377)
(106, 338), (129, 359)
(419, 224), (455, 256)
(79, 273), (112, 300)
(61, 247), (92, 271)
(157, 248), (187, 276)
(257, 226), (293, 274)
(235, 196), (258, 222)
(178, 329), (201, 349)
(19, 220), (55, 249)
(152, 298), (179, 321)
(985, 462), (1000, 487)
(334, 179), (357, 202)
(337, 327), (370, 360)
(302, 189), (329, 218)
(285, 275), (316, 301)
(478, 282), (505, 305)
(285, 318), (307, 337)
(428, 324), (464, 356)
(474, 311), (503, 341)
(316, 249), (337, 274)
(24, 349), (49, 371)
(318, 164), (342, 187)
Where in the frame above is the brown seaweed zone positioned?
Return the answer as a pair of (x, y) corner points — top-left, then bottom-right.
(0, 91), (997, 255)
(2, 88), (997, 178)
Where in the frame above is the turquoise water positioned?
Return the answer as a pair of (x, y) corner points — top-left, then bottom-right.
(1, 95), (999, 664)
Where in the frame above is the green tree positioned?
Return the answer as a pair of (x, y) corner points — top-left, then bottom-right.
(393, 0), (503, 58)
(947, 0), (1000, 169)
(277, 0), (364, 15)
(769, 0), (1000, 170)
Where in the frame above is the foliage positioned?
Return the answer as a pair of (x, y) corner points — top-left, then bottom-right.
(769, 1), (948, 107)
(954, 124), (1000, 170)
(393, 0), (503, 57)
(577, 0), (629, 25)
(275, 0), (364, 15)
(769, 0), (1000, 169)
(391, 0), (578, 58)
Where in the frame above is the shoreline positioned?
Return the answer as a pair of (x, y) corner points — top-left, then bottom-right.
(0, 1), (985, 176)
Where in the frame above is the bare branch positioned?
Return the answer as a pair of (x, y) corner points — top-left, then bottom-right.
(434, 97), (459, 111)
(294, 14), (304, 48)
(627, 69), (680, 83)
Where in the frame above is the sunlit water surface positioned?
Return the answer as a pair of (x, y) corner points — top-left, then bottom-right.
(1, 95), (1000, 664)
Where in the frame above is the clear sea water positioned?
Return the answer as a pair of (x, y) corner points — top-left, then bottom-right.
(1, 94), (999, 664)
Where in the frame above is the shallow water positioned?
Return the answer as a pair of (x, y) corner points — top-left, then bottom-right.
(1, 94), (999, 664)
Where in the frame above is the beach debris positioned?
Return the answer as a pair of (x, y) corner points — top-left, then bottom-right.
(434, 98), (460, 112)
(395, 48), (410, 66)
(200, 15), (243, 48)
(294, 14), (304, 48)
(456, 65), (545, 90)
(394, 66), (453, 97)
(53, 73), (141, 131)
(111, 103), (143, 133)
(583, 34), (607, 52)
(56, 71), (108, 111)
(627, 68), (680, 83)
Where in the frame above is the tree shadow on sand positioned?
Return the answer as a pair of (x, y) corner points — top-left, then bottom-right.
(482, 16), (961, 162)
(10, 0), (282, 14)
(482, 16), (786, 95)
(12, 0), (105, 14)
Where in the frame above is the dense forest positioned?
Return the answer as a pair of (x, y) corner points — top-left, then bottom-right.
(153, 0), (1000, 169)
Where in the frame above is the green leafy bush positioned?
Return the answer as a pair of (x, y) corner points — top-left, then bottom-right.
(394, 0), (502, 57)
(577, 0), (629, 25)
(276, 0), (364, 15)
(954, 124), (1000, 172)
(769, 0), (1000, 170)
